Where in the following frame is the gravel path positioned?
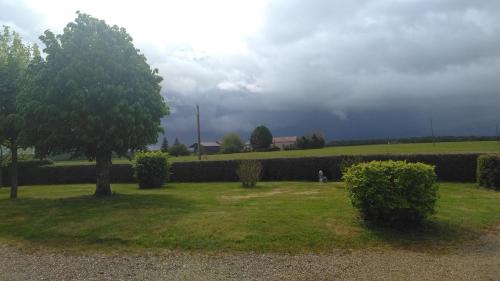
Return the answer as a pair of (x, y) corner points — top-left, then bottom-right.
(0, 231), (498, 281)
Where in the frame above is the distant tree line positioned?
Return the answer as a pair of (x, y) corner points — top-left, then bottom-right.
(327, 136), (498, 147)
(296, 134), (325, 149)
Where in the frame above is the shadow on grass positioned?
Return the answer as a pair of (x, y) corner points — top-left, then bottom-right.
(0, 193), (196, 249)
(361, 218), (478, 251)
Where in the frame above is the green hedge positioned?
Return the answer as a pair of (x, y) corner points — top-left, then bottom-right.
(170, 154), (478, 182)
(133, 151), (170, 188)
(0, 154), (480, 186)
(1, 164), (133, 187)
(344, 160), (438, 225)
(477, 154), (500, 190)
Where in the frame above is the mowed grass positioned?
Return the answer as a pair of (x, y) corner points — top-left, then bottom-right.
(53, 141), (500, 166)
(0, 182), (499, 253)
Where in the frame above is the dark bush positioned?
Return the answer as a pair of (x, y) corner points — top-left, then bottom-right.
(133, 151), (170, 189)
(168, 144), (190, 157)
(343, 160), (438, 225)
(237, 160), (263, 187)
(477, 154), (500, 190)
(250, 125), (273, 150)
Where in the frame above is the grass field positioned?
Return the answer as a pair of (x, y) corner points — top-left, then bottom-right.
(53, 141), (500, 166)
(0, 182), (499, 253)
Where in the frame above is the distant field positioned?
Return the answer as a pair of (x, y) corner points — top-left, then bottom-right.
(53, 141), (500, 166)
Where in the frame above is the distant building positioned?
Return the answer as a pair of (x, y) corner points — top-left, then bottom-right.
(243, 141), (252, 152)
(272, 136), (297, 150)
(190, 141), (221, 154)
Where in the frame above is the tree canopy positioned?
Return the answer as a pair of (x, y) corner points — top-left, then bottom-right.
(0, 26), (39, 198)
(220, 132), (243, 154)
(250, 125), (273, 150)
(23, 13), (169, 195)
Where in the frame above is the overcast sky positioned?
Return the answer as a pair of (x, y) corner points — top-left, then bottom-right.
(1, 0), (500, 144)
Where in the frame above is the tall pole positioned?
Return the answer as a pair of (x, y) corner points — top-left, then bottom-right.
(196, 105), (201, 160)
(430, 118), (435, 146)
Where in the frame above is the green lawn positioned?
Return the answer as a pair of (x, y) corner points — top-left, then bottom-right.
(53, 141), (500, 166)
(0, 182), (499, 253)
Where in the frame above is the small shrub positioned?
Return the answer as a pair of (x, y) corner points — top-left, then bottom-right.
(237, 160), (263, 187)
(343, 160), (438, 225)
(133, 151), (170, 189)
(477, 154), (500, 190)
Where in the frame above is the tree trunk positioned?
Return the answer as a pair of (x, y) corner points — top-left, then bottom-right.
(10, 142), (18, 199)
(95, 151), (112, 196)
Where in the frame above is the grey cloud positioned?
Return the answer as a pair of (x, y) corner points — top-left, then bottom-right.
(163, 0), (500, 142)
(0, 1), (45, 43)
(2, 0), (499, 143)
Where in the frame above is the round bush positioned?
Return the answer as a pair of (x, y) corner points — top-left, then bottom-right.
(133, 151), (170, 189)
(343, 160), (438, 225)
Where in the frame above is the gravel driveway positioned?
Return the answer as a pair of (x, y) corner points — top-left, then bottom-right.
(1, 230), (498, 281)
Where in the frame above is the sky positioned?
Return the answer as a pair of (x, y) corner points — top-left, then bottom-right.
(1, 0), (500, 144)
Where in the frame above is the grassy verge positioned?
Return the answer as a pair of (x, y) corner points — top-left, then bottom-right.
(53, 141), (500, 166)
(0, 182), (499, 253)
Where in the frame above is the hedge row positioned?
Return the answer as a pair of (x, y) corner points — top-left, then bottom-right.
(1, 154), (480, 186)
(1, 164), (133, 186)
(171, 154), (479, 182)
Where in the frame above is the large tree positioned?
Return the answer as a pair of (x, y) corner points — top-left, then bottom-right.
(23, 13), (169, 196)
(250, 125), (273, 151)
(0, 26), (39, 199)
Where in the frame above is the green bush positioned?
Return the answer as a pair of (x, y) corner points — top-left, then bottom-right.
(168, 144), (190, 157)
(343, 160), (438, 225)
(220, 133), (243, 154)
(477, 154), (500, 190)
(237, 160), (263, 188)
(133, 151), (170, 189)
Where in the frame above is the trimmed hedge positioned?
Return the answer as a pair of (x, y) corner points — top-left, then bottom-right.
(0, 154), (481, 186)
(1, 164), (133, 186)
(477, 154), (500, 190)
(344, 160), (438, 225)
(133, 151), (170, 189)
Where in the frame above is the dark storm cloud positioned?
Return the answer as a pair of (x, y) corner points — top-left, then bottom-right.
(2, 1), (500, 144)
(160, 0), (500, 143)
